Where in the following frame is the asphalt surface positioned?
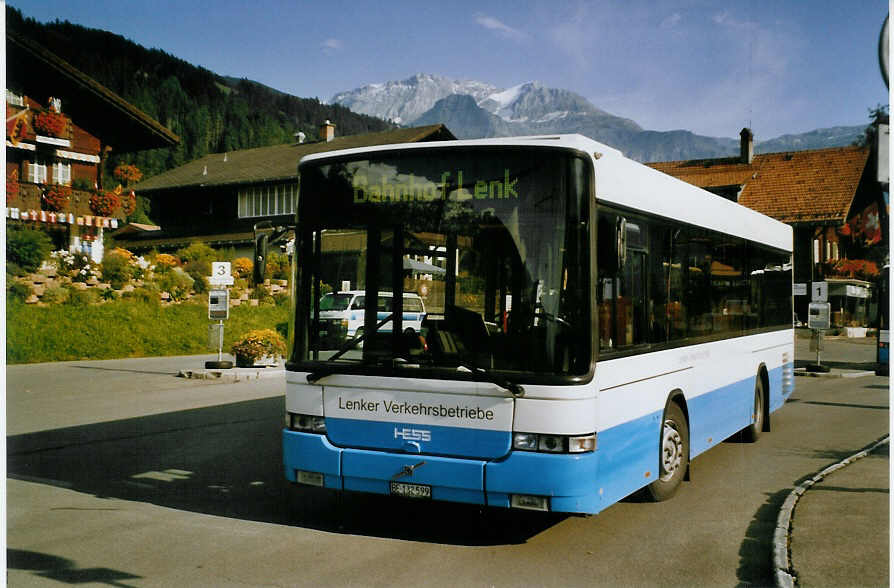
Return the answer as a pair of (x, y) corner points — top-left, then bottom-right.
(5, 334), (889, 586)
(784, 332), (889, 587)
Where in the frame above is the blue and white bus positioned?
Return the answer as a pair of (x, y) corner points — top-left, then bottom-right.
(278, 134), (794, 515)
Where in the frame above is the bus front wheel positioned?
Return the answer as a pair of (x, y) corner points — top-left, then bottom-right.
(644, 402), (689, 502)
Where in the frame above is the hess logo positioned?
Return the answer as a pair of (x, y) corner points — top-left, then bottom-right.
(394, 427), (431, 442)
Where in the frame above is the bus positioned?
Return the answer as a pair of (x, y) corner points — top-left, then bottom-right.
(274, 134), (794, 515)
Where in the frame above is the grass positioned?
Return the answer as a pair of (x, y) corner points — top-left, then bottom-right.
(6, 298), (289, 364)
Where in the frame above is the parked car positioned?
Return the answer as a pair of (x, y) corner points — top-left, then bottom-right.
(316, 290), (426, 347)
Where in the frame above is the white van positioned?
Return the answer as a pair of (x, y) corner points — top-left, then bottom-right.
(317, 290), (426, 344)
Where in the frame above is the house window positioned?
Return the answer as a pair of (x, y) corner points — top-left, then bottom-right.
(53, 162), (71, 185)
(237, 183), (298, 218)
(27, 160), (48, 184)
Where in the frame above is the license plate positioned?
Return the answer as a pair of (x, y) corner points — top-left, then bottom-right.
(390, 481), (431, 499)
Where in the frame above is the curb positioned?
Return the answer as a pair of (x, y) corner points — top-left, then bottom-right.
(793, 369), (876, 379)
(178, 366), (285, 381)
(773, 435), (890, 587)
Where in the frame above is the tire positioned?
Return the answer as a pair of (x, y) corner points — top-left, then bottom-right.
(204, 360), (233, 369)
(741, 377), (765, 442)
(643, 402), (689, 502)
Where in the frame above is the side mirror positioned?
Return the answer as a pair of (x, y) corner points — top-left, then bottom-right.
(616, 217), (627, 271)
(598, 214), (628, 275)
(253, 220), (274, 285)
(253, 232), (269, 285)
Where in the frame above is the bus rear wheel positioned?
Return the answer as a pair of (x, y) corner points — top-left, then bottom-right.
(741, 378), (764, 442)
(643, 402), (689, 502)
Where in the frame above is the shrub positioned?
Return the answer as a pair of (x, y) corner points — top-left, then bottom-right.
(232, 257), (253, 279)
(8, 281), (32, 302)
(176, 241), (217, 264)
(183, 259), (212, 294)
(266, 251), (291, 281)
(67, 288), (100, 306)
(101, 250), (133, 289)
(41, 285), (70, 304)
(7, 227), (52, 274)
(274, 292), (290, 306)
(155, 267), (194, 301)
(153, 253), (179, 274)
(100, 288), (119, 301)
(230, 328), (287, 364)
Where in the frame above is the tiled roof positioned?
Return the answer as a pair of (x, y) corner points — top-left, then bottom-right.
(134, 125), (455, 193)
(647, 146), (870, 224)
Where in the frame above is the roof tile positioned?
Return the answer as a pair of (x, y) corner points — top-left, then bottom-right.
(647, 146), (869, 224)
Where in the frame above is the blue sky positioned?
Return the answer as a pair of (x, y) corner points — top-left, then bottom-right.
(10, 1), (890, 140)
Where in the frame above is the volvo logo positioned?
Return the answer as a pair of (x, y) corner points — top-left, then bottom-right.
(394, 427), (431, 442)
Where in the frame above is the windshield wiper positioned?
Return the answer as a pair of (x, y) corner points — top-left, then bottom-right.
(457, 364), (525, 397)
(307, 313), (395, 383)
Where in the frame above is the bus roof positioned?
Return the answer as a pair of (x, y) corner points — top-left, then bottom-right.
(299, 134), (792, 253)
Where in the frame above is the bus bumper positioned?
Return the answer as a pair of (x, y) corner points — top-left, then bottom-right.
(283, 429), (600, 514)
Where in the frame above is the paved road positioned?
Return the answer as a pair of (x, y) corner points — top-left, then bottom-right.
(6, 343), (888, 587)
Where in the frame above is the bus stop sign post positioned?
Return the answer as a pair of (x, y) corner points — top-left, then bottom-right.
(806, 282), (831, 372)
(205, 262), (234, 369)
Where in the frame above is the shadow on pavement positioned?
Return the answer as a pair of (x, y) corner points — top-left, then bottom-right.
(7, 397), (563, 546)
(7, 548), (143, 586)
(794, 359), (879, 371)
(735, 488), (790, 587)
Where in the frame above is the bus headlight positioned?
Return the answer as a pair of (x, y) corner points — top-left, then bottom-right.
(512, 432), (596, 453)
(513, 433), (538, 451)
(288, 413), (327, 434)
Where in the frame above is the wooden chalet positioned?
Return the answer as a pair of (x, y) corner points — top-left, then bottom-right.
(120, 123), (456, 254)
(6, 29), (179, 261)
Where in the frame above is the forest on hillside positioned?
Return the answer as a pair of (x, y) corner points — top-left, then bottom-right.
(6, 6), (394, 184)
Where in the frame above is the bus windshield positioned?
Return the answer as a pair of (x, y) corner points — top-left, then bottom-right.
(293, 148), (592, 379)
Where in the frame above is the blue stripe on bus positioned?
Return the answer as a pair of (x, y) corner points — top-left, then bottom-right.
(325, 417), (511, 459)
(282, 363), (794, 515)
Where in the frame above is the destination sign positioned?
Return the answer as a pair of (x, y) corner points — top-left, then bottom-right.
(352, 169), (519, 204)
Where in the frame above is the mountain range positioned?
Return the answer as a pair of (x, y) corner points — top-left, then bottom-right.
(332, 74), (866, 162)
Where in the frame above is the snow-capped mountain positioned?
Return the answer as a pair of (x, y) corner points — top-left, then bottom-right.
(330, 73), (497, 125)
(331, 74), (864, 162)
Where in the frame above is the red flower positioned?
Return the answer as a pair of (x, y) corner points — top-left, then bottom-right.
(89, 191), (121, 216)
(121, 191), (137, 216)
(113, 164), (143, 185)
(42, 185), (72, 212)
(32, 111), (67, 137)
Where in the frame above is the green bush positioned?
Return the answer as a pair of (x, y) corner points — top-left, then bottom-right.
(273, 292), (290, 306)
(266, 251), (291, 281)
(41, 285), (70, 304)
(67, 288), (100, 306)
(7, 227), (52, 274)
(183, 259), (211, 294)
(176, 241), (217, 264)
(101, 288), (119, 301)
(101, 250), (133, 289)
(7, 281), (32, 302)
(155, 267), (194, 301)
